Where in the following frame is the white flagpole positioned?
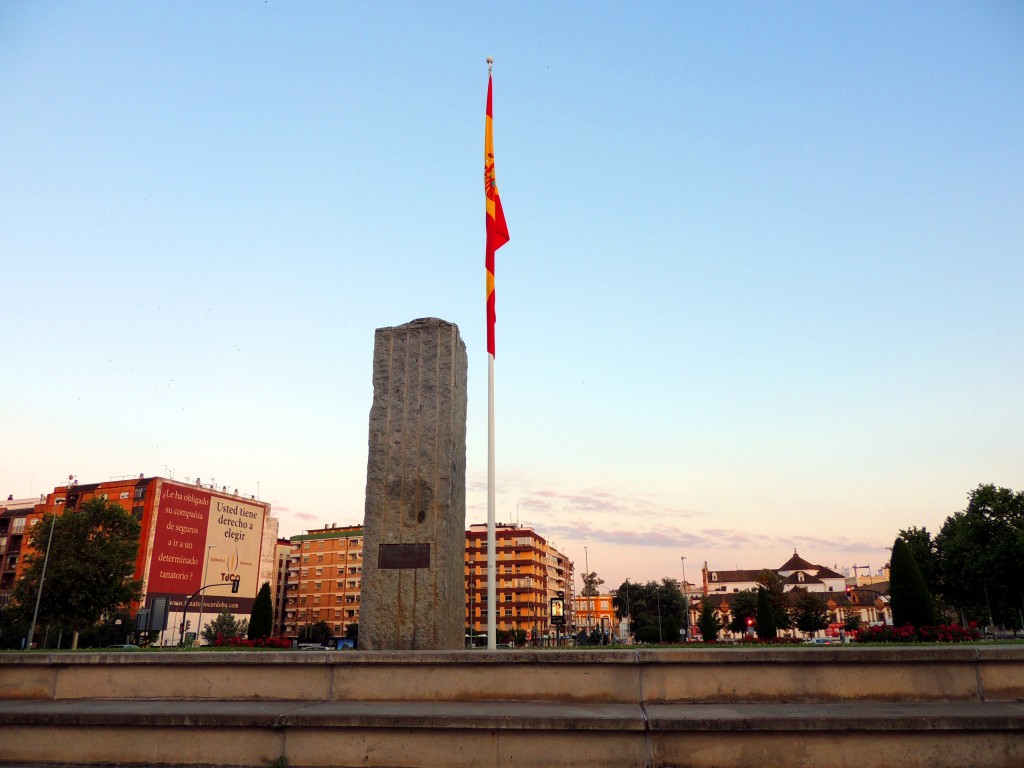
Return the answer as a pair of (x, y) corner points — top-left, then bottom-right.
(487, 353), (496, 650)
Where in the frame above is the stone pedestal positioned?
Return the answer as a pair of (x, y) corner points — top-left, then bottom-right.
(359, 318), (468, 650)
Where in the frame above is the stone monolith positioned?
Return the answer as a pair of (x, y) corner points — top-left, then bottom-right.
(359, 318), (468, 650)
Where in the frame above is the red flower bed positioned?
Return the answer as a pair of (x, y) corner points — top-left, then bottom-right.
(855, 622), (980, 643)
(212, 633), (292, 648)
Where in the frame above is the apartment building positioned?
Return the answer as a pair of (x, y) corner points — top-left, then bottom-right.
(2, 476), (276, 643)
(0, 496), (40, 608)
(283, 525), (363, 639)
(573, 593), (620, 640)
(465, 523), (574, 644)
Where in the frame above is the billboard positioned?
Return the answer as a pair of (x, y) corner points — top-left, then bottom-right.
(145, 481), (266, 615)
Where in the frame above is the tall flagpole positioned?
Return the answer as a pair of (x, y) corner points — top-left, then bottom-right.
(484, 56), (508, 651)
(485, 56), (497, 651)
(487, 353), (496, 650)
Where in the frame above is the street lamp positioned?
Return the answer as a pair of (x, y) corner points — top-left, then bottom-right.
(624, 578), (631, 642)
(680, 555), (689, 641)
(584, 546), (592, 633)
(26, 514), (57, 651)
(196, 545), (214, 645)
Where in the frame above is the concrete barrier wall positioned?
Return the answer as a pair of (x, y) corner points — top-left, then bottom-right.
(2, 646), (1023, 704)
(3, 648), (1024, 768)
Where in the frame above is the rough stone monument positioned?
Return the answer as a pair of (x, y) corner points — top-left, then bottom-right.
(359, 317), (468, 650)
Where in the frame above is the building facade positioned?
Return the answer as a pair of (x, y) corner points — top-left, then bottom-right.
(573, 593), (620, 641)
(697, 550), (890, 634)
(282, 525), (364, 640)
(4, 476), (275, 644)
(465, 523), (574, 645)
(0, 496), (41, 608)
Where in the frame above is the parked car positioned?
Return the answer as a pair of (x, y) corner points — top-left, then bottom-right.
(803, 637), (838, 646)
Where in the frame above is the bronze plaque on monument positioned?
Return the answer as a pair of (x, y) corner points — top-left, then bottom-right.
(378, 543), (431, 569)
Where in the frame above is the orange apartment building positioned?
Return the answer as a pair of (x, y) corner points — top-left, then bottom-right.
(573, 593), (621, 641)
(1, 476), (276, 644)
(0, 496), (39, 608)
(282, 525), (364, 639)
(465, 523), (574, 645)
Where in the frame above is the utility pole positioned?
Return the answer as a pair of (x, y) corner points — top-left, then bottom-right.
(26, 514), (57, 650)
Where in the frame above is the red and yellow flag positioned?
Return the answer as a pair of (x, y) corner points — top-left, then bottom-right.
(485, 72), (509, 358)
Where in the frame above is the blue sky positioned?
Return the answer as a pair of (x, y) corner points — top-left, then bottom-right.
(2, 2), (1022, 589)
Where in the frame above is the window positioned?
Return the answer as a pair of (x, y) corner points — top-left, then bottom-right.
(313, 595), (321, 604)
(119, 492), (130, 500)
(11, 518), (25, 535)
(317, 554), (323, 563)
(504, 609), (513, 617)
(711, 573), (718, 582)
(301, 569), (308, 577)
(303, 542), (311, 550)
(316, 568), (322, 576)
(314, 582), (322, 590)
(317, 541), (324, 550)
(504, 594), (512, 602)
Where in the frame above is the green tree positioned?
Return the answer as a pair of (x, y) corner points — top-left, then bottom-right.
(790, 588), (830, 635)
(248, 582), (274, 640)
(727, 590), (758, 634)
(935, 484), (1024, 628)
(897, 526), (940, 593)
(201, 609), (249, 643)
(755, 587), (777, 639)
(298, 619), (333, 646)
(697, 599), (721, 642)
(889, 537), (938, 628)
(663, 614), (681, 643)
(610, 578), (684, 640)
(12, 499), (142, 649)
(843, 612), (862, 633)
(580, 571), (605, 597)
(0, 605), (29, 650)
(756, 570), (792, 631)
(77, 609), (132, 648)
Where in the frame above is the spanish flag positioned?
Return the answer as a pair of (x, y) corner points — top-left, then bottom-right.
(485, 71), (509, 358)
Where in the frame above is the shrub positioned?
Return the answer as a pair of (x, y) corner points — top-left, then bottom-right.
(212, 633), (292, 649)
(855, 622), (980, 643)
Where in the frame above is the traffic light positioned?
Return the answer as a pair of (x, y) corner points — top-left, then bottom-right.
(746, 617), (753, 627)
(845, 585), (852, 597)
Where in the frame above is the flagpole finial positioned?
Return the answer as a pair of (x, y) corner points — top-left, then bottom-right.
(486, 56), (494, 72)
